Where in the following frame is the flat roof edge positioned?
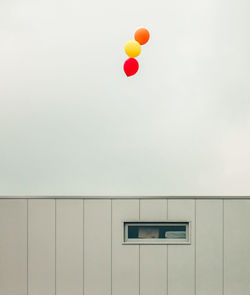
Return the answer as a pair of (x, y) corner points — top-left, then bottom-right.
(0, 196), (250, 199)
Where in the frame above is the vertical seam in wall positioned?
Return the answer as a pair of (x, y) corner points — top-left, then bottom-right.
(55, 199), (56, 295)
(222, 199), (224, 295)
(111, 199), (112, 295)
(83, 199), (84, 295)
(166, 199), (168, 295)
(27, 199), (29, 295)
(139, 199), (140, 295)
(195, 199), (196, 295)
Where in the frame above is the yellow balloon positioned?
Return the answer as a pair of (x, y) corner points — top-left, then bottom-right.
(124, 40), (141, 58)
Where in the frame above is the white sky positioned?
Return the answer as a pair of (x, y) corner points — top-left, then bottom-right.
(0, 0), (250, 195)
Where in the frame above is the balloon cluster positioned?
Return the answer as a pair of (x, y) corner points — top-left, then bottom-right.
(123, 27), (150, 77)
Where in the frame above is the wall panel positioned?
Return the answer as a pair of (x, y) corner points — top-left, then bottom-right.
(84, 199), (111, 295)
(0, 200), (27, 295)
(28, 199), (55, 295)
(56, 200), (83, 295)
(196, 200), (223, 295)
(112, 199), (139, 295)
(224, 200), (250, 294)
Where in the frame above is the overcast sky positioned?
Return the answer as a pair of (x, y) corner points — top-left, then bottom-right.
(0, 0), (250, 196)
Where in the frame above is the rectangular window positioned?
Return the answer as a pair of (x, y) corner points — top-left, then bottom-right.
(123, 221), (190, 244)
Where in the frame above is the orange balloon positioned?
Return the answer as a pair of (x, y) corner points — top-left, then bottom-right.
(134, 27), (150, 45)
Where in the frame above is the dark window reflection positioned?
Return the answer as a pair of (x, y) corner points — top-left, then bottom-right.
(127, 224), (187, 239)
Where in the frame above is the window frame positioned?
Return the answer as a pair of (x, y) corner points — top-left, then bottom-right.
(122, 220), (191, 245)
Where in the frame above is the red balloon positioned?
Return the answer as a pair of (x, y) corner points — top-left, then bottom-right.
(123, 58), (139, 77)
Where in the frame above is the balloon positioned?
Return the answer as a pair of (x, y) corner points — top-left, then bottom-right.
(123, 58), (139, 77)
(124, 40), (141, 58)
(134, 27), (150, 45)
